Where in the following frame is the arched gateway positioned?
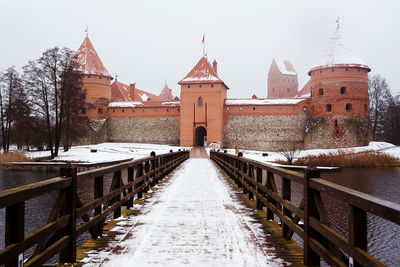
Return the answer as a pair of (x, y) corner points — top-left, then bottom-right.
(195, 126), (207, 146)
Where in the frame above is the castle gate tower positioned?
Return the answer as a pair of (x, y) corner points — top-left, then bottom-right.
(74, 36), (113, 120)
(178, 57), (228, 147)
(306, 23), (371, 148)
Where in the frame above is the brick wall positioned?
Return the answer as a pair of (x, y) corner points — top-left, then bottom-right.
(107, 117), (180, 144)
(223, 113), (307, 151)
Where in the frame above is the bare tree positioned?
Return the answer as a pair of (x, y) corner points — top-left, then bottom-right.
(0, 67), (23, 151)
(369, 74), (392, 140)
(278, 143), (299, 165)
(23, 47), (82, 158)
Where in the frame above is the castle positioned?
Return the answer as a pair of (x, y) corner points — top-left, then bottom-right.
(75, 25), (371, 151)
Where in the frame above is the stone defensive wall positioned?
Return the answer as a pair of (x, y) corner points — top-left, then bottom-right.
(222, 99), (309, 151)
(106, 101), (180, 145)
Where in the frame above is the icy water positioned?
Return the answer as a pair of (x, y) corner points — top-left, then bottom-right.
(282, 167), (400, 266)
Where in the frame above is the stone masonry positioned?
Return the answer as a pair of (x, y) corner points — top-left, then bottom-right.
(107, 117), (180, 145)
(223, 113), (308, 151)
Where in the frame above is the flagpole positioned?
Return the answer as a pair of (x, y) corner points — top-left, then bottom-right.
(202, 31), (205, 57)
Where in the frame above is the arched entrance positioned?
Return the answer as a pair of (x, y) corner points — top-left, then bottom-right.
(195, 126), (207, 146)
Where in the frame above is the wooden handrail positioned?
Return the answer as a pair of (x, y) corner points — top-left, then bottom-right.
(210, 150), (400, 267)
(0, 150), (190, 267)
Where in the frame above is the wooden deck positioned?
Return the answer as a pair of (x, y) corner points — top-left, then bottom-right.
(69, 153), (305, 267)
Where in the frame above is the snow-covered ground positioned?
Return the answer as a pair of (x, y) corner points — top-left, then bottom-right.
(215, 141), (400, 164)
(25, 141), (400, 164)
(81, 158), (288, 266)
(26, 143), (190, 163)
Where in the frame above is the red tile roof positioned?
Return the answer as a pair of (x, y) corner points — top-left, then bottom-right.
(74, 37), (112, 78)
(159, 83), (174, 100)
(179, 57), (225, 85)
(111, 81), (162, 102)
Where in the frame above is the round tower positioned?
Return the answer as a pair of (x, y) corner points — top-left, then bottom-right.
(306, 24), (371, 148)
(74, 37), (113, 120)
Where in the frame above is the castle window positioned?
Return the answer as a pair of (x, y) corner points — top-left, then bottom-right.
(239, 107), (243, 111)
(272, 88), (275, 92)
(287, 88), (290, 92)
(319, 88), (324, 95)
(188, 85), (190, 88)
(122, 109), (124, 113)
(143, 109), (146, 112)
(81, 107), (86, 114)
(81, 93), (86, 100)
(346, 103), (352, 111)
(167, 108), (169, 112)
(320, 70), (322, 73)
(334, 120), (338, 127)
(211, 84), (214, 87)
(358, 69), (360, 72)
(198, 97), (203, 106)
(364, 104), (367, 111)
(88, 75), (91, 78)
(332, 69), (335, 72)
(226, 107), (230, 111)
(345, 68), (348, 71)
(99, 77), (102, 79)
(340, 87), (346, 94)
(99, 108), (103, 114)
(111, 109), (114, 113)
(253, 107), (256, 111)
(132, 109), (135, 112)
(326, 104), (332, 112)
(178, 108), (180, 111)
(199, 84), (202, 88)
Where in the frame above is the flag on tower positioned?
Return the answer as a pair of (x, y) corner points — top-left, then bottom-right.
(202, 32), (205, 44)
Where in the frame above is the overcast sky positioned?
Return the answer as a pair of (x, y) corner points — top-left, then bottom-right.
(1, 0), (399, 99)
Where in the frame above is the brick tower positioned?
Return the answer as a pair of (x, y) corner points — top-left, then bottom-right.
(267, 59), (298, 98)
(178, 57), (228, 147)
(74, 36), (113, 120)
(306, 23), (371, 148)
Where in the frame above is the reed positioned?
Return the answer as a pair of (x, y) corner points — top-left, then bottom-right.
(290, 150), (399, 168)
(0, 151), (32, 165)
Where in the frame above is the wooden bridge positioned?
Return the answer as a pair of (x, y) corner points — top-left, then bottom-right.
(0, 147), (399, 266)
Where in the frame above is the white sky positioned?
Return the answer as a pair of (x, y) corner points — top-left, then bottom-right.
(1, 0), (399, 99)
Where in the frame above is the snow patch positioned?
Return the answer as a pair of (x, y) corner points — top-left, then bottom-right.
(89, 119), (106, 132)
(108, 101), (144, 108)
(225, 98), (306, 105)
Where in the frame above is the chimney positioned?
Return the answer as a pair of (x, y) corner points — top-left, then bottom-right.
(213, 59), (218, 74)
(129, 82), (136, 99)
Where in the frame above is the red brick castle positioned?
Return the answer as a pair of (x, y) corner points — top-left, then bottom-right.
(75, 25), (371, 151)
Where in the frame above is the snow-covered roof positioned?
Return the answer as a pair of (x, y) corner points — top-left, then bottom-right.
(179, 57), (227, 86)
(225, 98), (306, 106)
(295, 80), (311, 98)
(275, 59), (297, 76)
(108, 101), (143, 108)
(310, 26), (370, 73)
(74, 37), (112, 78)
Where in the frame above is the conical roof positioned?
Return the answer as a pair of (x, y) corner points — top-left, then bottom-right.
(74, 37), (112, 78)
(309, 26), (370, 74)
(179, 57), (224, 84)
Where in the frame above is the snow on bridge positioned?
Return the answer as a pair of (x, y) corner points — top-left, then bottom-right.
(80, 153), (289, 266)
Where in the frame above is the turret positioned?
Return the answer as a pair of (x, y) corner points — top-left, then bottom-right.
(306, 22), (371, 148)
(74, 36), (113, 119)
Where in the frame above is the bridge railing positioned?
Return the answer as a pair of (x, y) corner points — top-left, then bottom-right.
(210, 150), (400, 267)
(0, 150), (189, 267)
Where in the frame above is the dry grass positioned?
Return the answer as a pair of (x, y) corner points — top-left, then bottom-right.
(288, 150), (400, 168)
(0, 151), (32, 165)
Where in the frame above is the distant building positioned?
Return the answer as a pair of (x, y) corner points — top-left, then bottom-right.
(267, 59), (299, 98)
(75, 24), (371, 151)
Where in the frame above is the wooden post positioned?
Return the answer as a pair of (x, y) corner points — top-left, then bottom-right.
(127, 167), (134, 208)
(304, 167), (320, 266)
(59, 167), (77, 263)
(282, 177), (291, 239)
(248, 164), (254, 200)
(242, 162), (248, 195)
(144, 161), (150, 193)
(256, 167), (264, 209)
(150, 151), (156, 186)
(113, 171), (122, 219)
(5, 202), (25, 267)
(349, 205), (367, 267)
(136, 164), (144, 199)
(237, 152), (243, 188)
(94, 175), (103, 237)
(266, 171), (276, 220)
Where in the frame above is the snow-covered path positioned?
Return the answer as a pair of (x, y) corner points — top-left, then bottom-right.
(84, 158), (286, 266)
